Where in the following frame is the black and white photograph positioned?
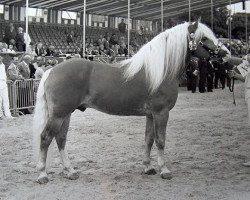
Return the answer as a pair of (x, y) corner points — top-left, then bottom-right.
(0, 0), (250, 199)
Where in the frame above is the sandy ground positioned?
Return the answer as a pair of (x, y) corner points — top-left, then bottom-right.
(0, 84), (250, 200)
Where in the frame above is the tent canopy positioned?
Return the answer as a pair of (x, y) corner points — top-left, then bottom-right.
(2, 0), (242, 21)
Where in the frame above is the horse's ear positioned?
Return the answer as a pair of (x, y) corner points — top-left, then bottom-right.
(193, 20), (199, 30)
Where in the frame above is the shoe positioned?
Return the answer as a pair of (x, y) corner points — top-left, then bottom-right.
(242, 161), (250, 167)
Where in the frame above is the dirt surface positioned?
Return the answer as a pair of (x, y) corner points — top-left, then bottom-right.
(0, 84), (250, 200)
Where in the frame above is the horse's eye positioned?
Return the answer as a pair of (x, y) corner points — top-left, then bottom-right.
(202, 37), (208, 41)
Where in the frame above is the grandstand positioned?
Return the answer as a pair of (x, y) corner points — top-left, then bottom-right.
(0, 0), (243, 53)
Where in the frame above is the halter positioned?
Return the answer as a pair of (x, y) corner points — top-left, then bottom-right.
(188, 32), (223, 57)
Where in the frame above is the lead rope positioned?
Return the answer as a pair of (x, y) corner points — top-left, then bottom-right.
(229, 77), (236, 106)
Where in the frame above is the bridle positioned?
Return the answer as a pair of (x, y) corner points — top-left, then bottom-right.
(188, 32), (223, 58)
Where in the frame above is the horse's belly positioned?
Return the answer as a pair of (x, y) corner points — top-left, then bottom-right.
(82, 95), (149, 116)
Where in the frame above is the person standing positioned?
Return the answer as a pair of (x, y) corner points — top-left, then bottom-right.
(206, 61), (214, 92)
(3, 23), (16, 45)
(198, 58), (208, 93)
(15, 27), (25, 52)
(186, 57), (199, 93)
(229, 54), (250, 166)
(118, 19), (126, 33)
(66, 31), (74, 44)
(35, 43), (45, 57)
(7, 57), (23, 81)
(46, 45), (55, 56)
(0, 56), (14, 119)
(17, 55), (31, 79)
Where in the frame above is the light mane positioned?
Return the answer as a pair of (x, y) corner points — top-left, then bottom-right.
(120, 22), (220, 93)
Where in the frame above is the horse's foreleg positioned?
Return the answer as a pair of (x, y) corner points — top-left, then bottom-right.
(143, 115), (156, 175)
(55, 115), (79, 180)
(153, 109), (172, 179)
(37, 118), (63, 184)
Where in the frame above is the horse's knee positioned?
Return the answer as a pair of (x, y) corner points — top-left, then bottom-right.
(155, 138), (165, 150)
(55, 134), (67, 151)
(40, 119), (62, 149)
(40, 131), (53, 149)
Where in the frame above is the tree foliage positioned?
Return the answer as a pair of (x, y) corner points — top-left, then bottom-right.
(164, 6), (250, 41)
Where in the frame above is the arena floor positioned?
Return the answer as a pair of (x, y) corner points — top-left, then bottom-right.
(0, 83), (250, 200)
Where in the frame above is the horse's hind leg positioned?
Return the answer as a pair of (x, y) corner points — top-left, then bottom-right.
(55, 114), (79, 180)
(143, 115), (156, 175)
(153, 109), (172, 179)
(37, 117), (64, 184)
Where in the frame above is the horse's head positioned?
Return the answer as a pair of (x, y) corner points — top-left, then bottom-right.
(187, 20), (229, 60)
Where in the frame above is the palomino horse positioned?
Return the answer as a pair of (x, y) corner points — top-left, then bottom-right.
(33, 21), (229, 184)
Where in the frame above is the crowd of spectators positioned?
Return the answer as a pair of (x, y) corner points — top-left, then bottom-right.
(219, 37), (249, 57)
(0, 20), (149, 61)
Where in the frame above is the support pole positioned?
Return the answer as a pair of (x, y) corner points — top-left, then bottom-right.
(246, 4), (248, 53)
(211, 0), (213, 31)
(83, 0), (86, 57)
(229, 0), (232, 53)
(128, 0), (130, 57)
(25, 0), (29, 53)
(189, 0), (191, 22)
(161, 0), (163, 32)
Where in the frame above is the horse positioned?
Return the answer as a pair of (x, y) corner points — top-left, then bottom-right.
(33, 20), (229, 184)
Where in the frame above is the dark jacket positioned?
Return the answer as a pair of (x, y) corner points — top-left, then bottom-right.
(46, 48), (55, 56)
(118, 22), (126, 33)
(4, 27), (16, 44)
(35, 47), (45, 56)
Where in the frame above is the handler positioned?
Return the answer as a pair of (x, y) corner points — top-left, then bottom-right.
(229, 54), (250, 166)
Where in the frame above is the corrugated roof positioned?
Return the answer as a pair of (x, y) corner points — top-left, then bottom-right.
(1, 0), (243, 21)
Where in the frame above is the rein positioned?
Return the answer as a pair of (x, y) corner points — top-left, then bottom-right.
(228, 77), (236, 106)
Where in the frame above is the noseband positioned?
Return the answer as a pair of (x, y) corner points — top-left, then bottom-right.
(188, 32), (223, 57)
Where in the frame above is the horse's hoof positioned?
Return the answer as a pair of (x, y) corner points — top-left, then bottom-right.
(67, 171), (79, 180)
(37, 175), (49, 184)
(160, 171), (173, 180)
(144, 168), (157, 175)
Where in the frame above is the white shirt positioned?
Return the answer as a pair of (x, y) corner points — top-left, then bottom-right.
(0, 63), (7, 81)
(245, 71), (250, 99)
(7, 49), (16, 53)
(0, 63), (7, 90)
(35, 67), (44, 80)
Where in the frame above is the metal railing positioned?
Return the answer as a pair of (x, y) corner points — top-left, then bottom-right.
(7, 79), (40, 115)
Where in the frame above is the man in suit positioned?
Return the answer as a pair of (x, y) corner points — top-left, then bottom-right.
(186, 57), (199, 93)
(35, 43), (45, 57)
(15, 27), (25, 52)
(198, 58), (208, 93)
(17, 55), (31, 79)
(3, 23), (16, 45)
(206, 61), (214, 92)
(46, 45), (55, 56)
(118, 19), (126, 33)
(7, 57), (23, 81)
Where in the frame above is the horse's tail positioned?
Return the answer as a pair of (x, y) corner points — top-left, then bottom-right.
(33, 69), (52, 162)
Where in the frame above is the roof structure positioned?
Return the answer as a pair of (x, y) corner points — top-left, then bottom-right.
(2, 0), (243, 21)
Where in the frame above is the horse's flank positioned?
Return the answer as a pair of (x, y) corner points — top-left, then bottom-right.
(45, 59), (169, 117)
